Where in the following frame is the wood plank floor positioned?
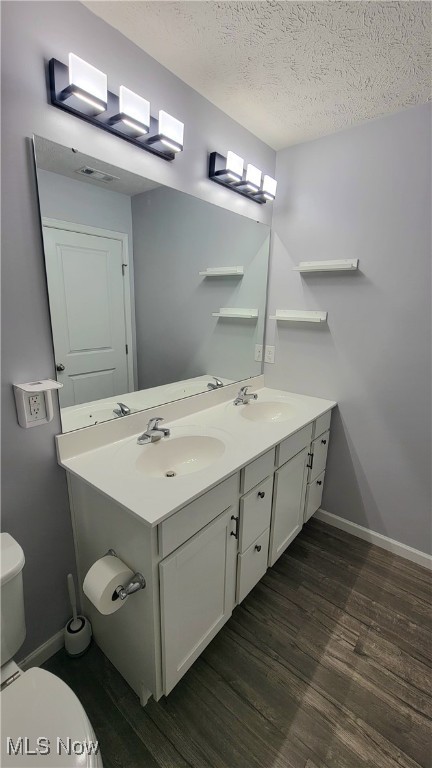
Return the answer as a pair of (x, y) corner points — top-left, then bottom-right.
(43, 519), (432, 768)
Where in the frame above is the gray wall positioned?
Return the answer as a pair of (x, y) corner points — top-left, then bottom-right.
(132, 186), (269, 389)
(265, 103), (431, 554)
(36, 169), (134, 239)
(1, 0), (275, 657)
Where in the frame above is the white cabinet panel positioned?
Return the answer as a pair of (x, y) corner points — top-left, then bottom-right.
(309, 430), (330, 483)
(269, 447), (308, 566)
(313, 410), (332, 439)
(158, 473), (239, 558)
(305, 471), (325, 522)
(236, 529), (270, 604)
(277, 424), (313, 468)
(239, 475), (273, 553)
(160, 507), (237, 695)
(241, 448), (275, 493)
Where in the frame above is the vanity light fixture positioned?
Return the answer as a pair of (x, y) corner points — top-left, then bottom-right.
(61, 53), (107, 115)
(146, 111), (184, 153)
(48, 55), (184, 160)
(110, 85), (150, 136)
(244, 164), (262, 192)
(225, 152), (244, 182)
(260, 175), (277, 201)
(208, 152), (276, 204)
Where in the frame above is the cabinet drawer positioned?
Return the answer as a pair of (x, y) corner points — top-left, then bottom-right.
(159, 473), (239, 558)
(241, 449), (275, 494)
(314, 410), (332, 439)
(305, 471), (325, 522)
(236, 529), (270, 604)
(276, 424), (313, 468)
(309, 430), (330, 482)
(239, 475), (273, 553)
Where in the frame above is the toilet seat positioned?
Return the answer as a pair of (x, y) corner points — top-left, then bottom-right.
(1, 667), (103, 766)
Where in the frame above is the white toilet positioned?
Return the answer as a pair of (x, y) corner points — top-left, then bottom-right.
(1, 533), (103, 766)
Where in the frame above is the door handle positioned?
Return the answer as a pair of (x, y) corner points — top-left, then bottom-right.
(230, 515), (239, 539)
(307, 453), (314, 469)
(56, 363), (65, 372)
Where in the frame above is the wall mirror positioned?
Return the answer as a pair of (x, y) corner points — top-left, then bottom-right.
(33, 135), (270, 433)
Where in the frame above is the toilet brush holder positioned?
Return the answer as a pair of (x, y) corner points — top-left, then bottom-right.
(64, 614), (92, 657)
(64, 573), (92, 657)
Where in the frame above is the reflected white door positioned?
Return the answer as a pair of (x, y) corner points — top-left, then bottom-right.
(42, 226), (130, 408)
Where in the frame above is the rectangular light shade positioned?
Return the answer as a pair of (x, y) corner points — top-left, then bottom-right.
(159, 111), (184, 152)
(119, 86), (150, 134)
(68, 53), (107, 112)
(226, 151), (244, 181)
(262, 175), (277, 199)
(245, 164), (262, 191)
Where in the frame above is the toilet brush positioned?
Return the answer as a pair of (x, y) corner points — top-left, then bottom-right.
(64, 573), (92, 657)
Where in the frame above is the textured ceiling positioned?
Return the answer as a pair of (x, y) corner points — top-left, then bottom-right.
(83, 1), (431, 150)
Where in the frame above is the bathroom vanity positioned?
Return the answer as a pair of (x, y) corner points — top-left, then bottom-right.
(57, 378), (335, 705)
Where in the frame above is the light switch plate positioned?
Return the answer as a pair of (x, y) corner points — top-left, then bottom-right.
(254, 344), (263, 362)
(264, 345), (275, 364)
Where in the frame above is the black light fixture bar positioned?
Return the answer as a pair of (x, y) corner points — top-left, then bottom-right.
(209, 152), (267, 204)
(48, 58), (177, 161)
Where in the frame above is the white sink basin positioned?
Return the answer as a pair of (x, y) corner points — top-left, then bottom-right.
(135, 435), (226, 478)
(239, 401), (294, 423)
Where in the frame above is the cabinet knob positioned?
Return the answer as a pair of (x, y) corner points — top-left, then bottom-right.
(257, 491), (265, 499)
(255, 544), (262, 552)
(317, 480), (322, 486)
(56, 363), (65, 372)
(321, 439), (327, 445)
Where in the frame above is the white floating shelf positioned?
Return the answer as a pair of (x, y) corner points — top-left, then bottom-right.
(269, 310), (328, 323)
(293, 259), (359, 273)
(199, 266), (244, 277)
(212, 307), (258, 319)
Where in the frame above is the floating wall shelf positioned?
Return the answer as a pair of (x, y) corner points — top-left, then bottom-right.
(199, 266), (244, 277)
(269, 310), (328, 323)
(293, 259), (359, 273)
(212, 308), (258, 319)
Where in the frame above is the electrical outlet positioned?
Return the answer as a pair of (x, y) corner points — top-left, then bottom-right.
(254, 344), (263, 362)
(264, 345), (275, 364)
(27, 393), (47, 422)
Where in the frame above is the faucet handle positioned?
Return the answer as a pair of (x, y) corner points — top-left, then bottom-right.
(147, 416), (164, 430)
(239, 385), (250, 395)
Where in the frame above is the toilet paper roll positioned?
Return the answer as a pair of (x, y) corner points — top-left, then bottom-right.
(83, 555), (134, 615)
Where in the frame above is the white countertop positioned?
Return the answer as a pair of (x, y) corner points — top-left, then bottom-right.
(58, 384), (335, 527)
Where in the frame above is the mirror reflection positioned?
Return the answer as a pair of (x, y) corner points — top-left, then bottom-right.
(33, 136), (270, 432)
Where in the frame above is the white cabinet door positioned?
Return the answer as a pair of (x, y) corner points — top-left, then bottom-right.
(309, 430), (330, 482)
(269, 447), (308, 567)
(160, 507), (238, 695)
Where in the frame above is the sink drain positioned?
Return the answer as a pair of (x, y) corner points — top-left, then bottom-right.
(165, 470), (177, 478)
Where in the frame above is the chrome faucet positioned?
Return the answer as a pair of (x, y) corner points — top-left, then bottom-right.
(113, 402), (131, 417)
(207, 376), (224, 390)
(137, 417), (171, 445)
(234, 386), (258, 406)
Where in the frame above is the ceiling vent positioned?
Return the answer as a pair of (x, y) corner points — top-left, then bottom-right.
(75, 166), (120, 183)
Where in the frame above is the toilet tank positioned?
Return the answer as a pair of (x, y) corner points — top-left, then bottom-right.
(1, 533), (26, 665)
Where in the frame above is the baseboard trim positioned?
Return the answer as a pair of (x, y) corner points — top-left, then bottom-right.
(18, 629), (64, 670)
(315, 509), (432, 570)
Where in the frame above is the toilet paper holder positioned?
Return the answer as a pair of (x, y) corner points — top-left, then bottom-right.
(106, 549), (146, 601)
